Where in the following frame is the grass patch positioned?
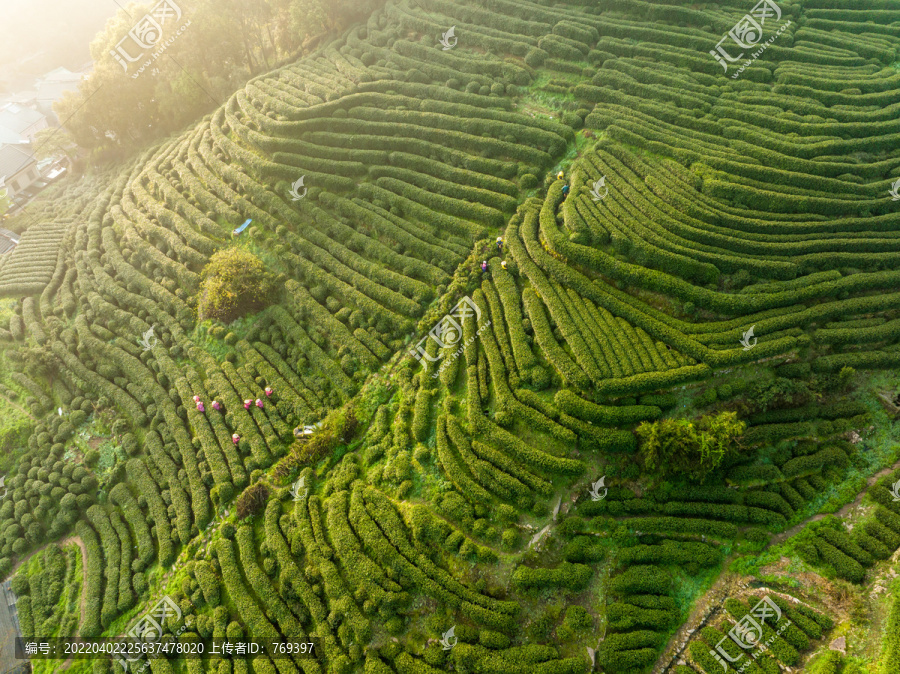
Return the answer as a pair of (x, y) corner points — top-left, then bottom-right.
(0, 395), (31, 471)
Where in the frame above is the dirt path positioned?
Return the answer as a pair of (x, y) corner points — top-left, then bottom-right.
(652, 562), (741, 674)
(9, 535), (87, 624)
(4, 536), (86, 671)
(769, 455), (900, 546)
(57, 536), (87, 672)
(0, 393), (35, 421)
(654, 455), (900, 673)
(16, 535), (89, 631)
(62, 535), (88, 631)
(9, 535), (65, 578)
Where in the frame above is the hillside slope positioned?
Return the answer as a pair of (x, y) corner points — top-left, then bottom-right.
(1, 1), (900, 673)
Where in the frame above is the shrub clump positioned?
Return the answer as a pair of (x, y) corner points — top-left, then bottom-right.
(197, 249), (278, 323)
(273, 405), (359, 480)
(298, 406), (358, 464)
(635, 411), (746, 481)
(235, 483), (270, 520)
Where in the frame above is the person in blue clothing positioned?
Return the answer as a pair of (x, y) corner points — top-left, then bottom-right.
(562, 184), (570, 196)
(481, 260), (488, 273)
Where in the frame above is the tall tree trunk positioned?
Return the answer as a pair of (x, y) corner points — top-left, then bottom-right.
(266, 23), (278, 61)
(240, 11), (257, 74)
(257, 23), (271, 71)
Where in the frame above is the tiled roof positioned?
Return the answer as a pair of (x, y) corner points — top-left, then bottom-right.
(40, 67), (81, 82)
(0, 230), (16, 255)
(0, 104), (44, 134)
(0, 145), (35, 179)
(36, 79), (80, 103)
(0, 127), (20, 145)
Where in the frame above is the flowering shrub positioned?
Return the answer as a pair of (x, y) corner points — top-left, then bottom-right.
(198, 249), (278, 323)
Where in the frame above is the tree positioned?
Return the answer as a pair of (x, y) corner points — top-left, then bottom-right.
(635, 412), (746, 482)
(50, 0), (386, 158)
(197, 248), (279, 323)
(0, 187), (10, 217)
(32, 127), (79, 166)
(290, 0), (384, 37)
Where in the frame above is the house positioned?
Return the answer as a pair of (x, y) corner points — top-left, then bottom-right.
(0, 89), (38, 109)
(0, 144), (40, 201)
(0, 126), (21, 146)
(0, 103), (47, 144)
(34, 67), (86, 123)
(0, 229), (19, 255)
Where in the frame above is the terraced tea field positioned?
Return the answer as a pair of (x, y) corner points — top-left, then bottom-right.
(2, 0), (900, 673)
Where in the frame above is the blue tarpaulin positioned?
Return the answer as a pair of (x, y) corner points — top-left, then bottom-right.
(232, 218), (252, 236)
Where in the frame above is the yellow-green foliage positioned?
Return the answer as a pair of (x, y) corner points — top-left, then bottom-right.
(273, 404), (359, 480)
(635, 412), (746, 481)
(0, 396), (31, 461)
(297, 405), (358, 465)
(880, 584), (900, 674)
(198, 248), (278, 323)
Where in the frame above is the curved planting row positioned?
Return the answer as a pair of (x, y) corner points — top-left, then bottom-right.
(685, 593), (832, 674)
(0, 0), (895, 673)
